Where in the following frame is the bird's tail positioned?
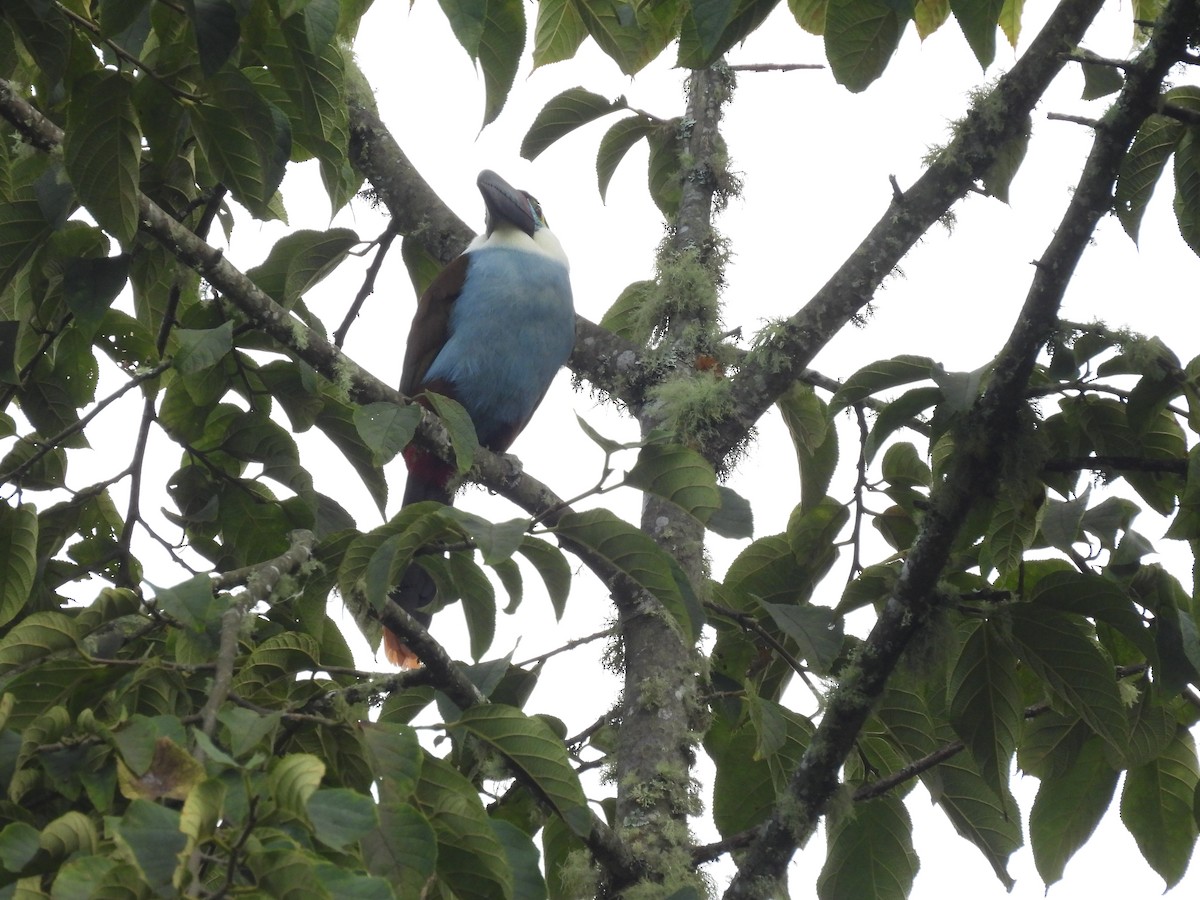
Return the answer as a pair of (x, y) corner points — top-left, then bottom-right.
(385, 448), (455, 666)
(385, 563), (436, 668)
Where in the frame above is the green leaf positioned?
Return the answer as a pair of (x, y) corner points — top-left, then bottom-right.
(624, 443), (721, 524)
(441, 509), (528, 565)
(555, 508), (703, 641)
(830, 355), (934, 415)
(597, 118), (657, 203)
(477, 0), (525, 127)
(1007, 605), (1128, 753)
(0, 188), (54, 297)
(173, 321), (233, 375)
(678, 0), (780, 67)
(777, 382), (838, 512)
(307, 787), (380, 850)
(571, 0), (680, 75)
(492, 819), (548, 900)
(1115, 114), (1183, 243)
(111, 799), (187, 891)
(824, 0), (909, 92)
(708, 485), (754, 539)
(521, 88), (628, 161)
(1174, 126), (1200, 257)
(683, 0), (737, 60)
(232, 633), (322, 703)
(63, 71), (141, 246)
(948, 620), (1022, 800)
(517, 536), (571, 620)
(64, 254), (130, 328)
(532, 0), (588, 67)
(789, 0), (827, 33)
(193, 69), (292, 221)
(0, 821), (40, 874)
(981, 113), (1030, 203)
(270, 753), (327, 816)
(1076, 47), (1124, 100)
(448, 704), (591, 836)
(997, 0), (1022, 46)
(1120, 727), (1200, 889)
(817, 795), (918, 900)
(0, 502), (37, 630)
(1030, 737), (1119, 885)
(245, 227), (360, 308)
(759, 601), (843, 674)
(424, 391), (478, 477)
(316, 397), (389, 514)
(361, 798), (437, 895)
(706, 710), (784, 835)
(647, 122), (683, 217)
(415, 754), (513, 900)
(361, 722), (423, 795)
(949, 0), (1003, 69)
(0, 611), (80, 673)
(353, 402), (422, 466)
(191, 0), (243, 76)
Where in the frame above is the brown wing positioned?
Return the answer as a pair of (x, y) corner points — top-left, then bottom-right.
(400, 254), (469, 396)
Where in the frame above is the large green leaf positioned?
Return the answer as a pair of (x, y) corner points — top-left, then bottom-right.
(947, 620), (1022, 801)
(307, 787), (379, 850)
(361, 798), (437, 896)
(532, 0), (588, 67)
(624, 442), (721, 524)
(191, 0), (243, 76)
(1120, 727), (1200, 889)
(353, 402), (422, 467)
(516, 536), (571, 620)
(110, 800), (187, 892)
(1029, 737), (1118, 886)
(415, 754), (513, 900)
(829, 355), (935, 414)
(521, 88), (628, 161)
(596, 117), (658, 202)
(448, 704), (591, 836)
(777, 382), (838, 512)
(63, 71), (141, 246)
(949, 0), (1003, 69)
(677, 0), (780, 68)
(824, 0), (909, 92)
(554, 508), (703, 640)
(571, 0), (680, 75)
(245, 227), (360, 308)
(1174, 125), (1200, 257)
(0, 501), (38, 630)
(1116, 114), (1184, 243)
(476, 0), (525, 128)
(1007, 605), (1128, 753)
(193, 69), (292, 221)
(817, 795), (918, 900)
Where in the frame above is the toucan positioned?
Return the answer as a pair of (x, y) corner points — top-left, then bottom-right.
(385, 170), (576, 667)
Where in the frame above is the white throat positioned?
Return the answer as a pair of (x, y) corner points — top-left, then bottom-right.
(467, 224), (570, 269)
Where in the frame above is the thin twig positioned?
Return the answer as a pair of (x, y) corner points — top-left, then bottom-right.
(513, 627), (616, 669)
(727, 62), (824, 72)
(0, 361), (170, 486)
(334, 220), (401, 348)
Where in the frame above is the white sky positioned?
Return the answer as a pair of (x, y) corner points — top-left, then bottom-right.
(67, 0), (1200, 896)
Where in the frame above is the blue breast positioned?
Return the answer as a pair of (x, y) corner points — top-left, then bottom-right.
(423, 246), (575, 448)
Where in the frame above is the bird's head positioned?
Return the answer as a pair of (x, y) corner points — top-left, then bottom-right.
(477, 169), (549, 238)
(473, 169), (567, 267)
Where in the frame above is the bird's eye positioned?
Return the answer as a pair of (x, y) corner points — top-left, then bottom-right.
(528, 196), (548, 228)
